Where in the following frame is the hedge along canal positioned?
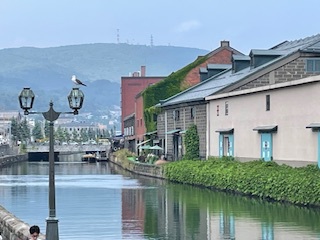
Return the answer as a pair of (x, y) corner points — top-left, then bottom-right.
(112, 151), (320, 208)
(163, 158), (320, 208)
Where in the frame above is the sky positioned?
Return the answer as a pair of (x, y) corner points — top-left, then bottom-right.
(1, 0), (320, 54)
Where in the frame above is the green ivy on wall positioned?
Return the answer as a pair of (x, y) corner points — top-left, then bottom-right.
(184, 124), (199, 160)
(142, 55), (209, 132)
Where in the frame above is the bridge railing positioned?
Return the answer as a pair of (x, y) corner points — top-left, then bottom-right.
(26, 144), (110, 153)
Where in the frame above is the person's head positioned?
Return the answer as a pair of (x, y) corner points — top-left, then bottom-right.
(29, 225), (40, 239)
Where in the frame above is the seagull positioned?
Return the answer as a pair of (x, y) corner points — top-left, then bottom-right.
(71, 75), (87, 86)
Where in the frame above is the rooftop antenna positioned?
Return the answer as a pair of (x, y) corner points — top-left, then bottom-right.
(150, 34), (154, 47)
(117, 29), (120, 44)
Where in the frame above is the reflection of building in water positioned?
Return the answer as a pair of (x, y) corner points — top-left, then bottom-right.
(219, 213), (235, 239)
(165, 189), (209, 239)
(261, 222), (274, 240)
(121, 188), (145, 236)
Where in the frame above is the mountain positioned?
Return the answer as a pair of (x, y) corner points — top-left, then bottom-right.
(0, 43), (209, 112)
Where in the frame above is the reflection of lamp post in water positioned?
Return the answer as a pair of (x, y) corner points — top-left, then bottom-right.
(18, 87), (84, 240)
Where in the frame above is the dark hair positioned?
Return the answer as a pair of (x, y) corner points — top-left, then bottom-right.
(29, 225), (40, 234)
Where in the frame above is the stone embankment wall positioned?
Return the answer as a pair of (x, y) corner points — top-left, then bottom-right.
(0, 145), (40, 240)
(0, 205), (45, 240)
(0, 154), (28, 167)
(110, 155), (165, 179)
(0, 144), (27, 167)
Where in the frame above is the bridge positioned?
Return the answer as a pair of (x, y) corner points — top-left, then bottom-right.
(26, 144), (111, 161)
(27, 144), (110, 153)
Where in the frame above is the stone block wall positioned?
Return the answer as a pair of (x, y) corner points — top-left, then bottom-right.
(111, 154), (164, 179)
(0, 154), (27, 167)
(0, 206), (45, 240)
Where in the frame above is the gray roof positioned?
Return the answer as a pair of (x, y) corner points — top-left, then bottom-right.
(160, 33), (320, 108)
(250, 49), (289, 56)
(207, 64), (231, 69)
(232, 55), (250, 61)
(160, 67), (239, 107)
(199, 67), (208, 73)
(272, 34), (320, 52)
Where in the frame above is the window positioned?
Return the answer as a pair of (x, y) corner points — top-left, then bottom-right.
(266, 95), (270, 111)
(153, 114), (157, 121)
(190, 107), (195, 119)
(225, 101), (228, 116)
(306, 59), (320, 72)
(173, 110), (180, 121)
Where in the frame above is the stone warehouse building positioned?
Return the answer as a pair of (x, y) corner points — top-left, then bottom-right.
(158, 33), (320, 167)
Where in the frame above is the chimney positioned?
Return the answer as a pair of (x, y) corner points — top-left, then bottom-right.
(220, 40), (230, 47)
(141, 66), (146, 77)
(132, 71), (140, 77)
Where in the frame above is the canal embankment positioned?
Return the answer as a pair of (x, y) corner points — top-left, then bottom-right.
(0, 145), (37, 240)
(0, 144), (27, 167)
(110, 152), (164, 179)
(110, 151), (320, 208)
(0, 205), (45, 240)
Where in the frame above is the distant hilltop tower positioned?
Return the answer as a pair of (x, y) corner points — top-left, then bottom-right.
(150, 34), (153, 47)
(117, 29), (120, 44)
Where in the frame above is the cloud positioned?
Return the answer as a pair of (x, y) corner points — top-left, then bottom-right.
(175, 20), (201, 33)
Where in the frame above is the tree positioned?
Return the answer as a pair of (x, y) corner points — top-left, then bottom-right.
(55, 126), (64, 143)
(63, 130), (71, 143)
(88, 128), (95, 140)
(20, 118), (30, 143)
(32, 121), (43, 141)
(11, 117), (19, 143)
(184, 124), (199, 160)
(44, 121), (50, 139)
(72, 129), (80, 142)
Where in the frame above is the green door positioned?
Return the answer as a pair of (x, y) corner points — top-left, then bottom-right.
(261, 133), (272, 161)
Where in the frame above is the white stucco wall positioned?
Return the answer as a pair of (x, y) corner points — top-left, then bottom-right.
(207, 76), (320, 164)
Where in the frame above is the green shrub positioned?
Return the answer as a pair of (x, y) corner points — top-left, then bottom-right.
(163, 158), (320, 207)
(183, 124), (199, 160)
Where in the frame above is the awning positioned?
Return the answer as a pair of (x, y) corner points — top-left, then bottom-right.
(144, 130), (157, 136)
(149, 145), (163, 150)
(136, 139), (151, 147)
(253, 125), (278, 133)
(215, 128), (234, 134)
(166, 129), (181, 134)
(140, 145), (151, 150)
(306, 123), (320, 131)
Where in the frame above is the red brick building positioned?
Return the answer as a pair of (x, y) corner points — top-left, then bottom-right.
(121, 66), (164, 133)
(135, 92), (145, 142)
(183, 40), (243, 87)
(122, 41), (242, 154)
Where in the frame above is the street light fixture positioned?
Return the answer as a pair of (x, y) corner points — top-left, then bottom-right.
(18, 87), (85, 240)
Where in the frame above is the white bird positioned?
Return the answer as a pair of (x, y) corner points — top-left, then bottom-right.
(71, 75), (87, 86)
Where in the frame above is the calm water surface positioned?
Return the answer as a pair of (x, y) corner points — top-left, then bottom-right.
(0, 159), (320, 240)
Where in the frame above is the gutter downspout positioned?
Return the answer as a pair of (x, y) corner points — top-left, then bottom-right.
(165, 111), (168, 155)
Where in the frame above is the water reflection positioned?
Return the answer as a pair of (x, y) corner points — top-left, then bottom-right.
(111, 163), (320, 240)
(0, 161), (319, 239)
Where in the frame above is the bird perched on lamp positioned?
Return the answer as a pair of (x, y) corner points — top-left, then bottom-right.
(71, 75), (87, 86)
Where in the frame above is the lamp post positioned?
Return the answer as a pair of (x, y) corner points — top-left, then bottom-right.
(18, 87), (84, 240)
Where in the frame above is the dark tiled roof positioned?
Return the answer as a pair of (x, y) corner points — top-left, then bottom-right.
(160, 33), (320, 107)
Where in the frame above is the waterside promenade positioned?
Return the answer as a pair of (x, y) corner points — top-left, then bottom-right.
(0, 144), (37, 240)
(0, 205), (46, 240)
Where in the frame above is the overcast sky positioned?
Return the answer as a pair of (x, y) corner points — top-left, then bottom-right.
(1, 0), (319, 54)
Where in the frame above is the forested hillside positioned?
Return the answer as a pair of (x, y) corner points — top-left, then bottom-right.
(0, 43), (208, 112)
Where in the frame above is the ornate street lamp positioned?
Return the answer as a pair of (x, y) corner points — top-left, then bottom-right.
(67, 88), (84, 115)
(18, 87), (85, 240)
(18, 87), (35, 115)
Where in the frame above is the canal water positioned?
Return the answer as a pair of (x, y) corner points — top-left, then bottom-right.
(0, 158), (320, 240)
